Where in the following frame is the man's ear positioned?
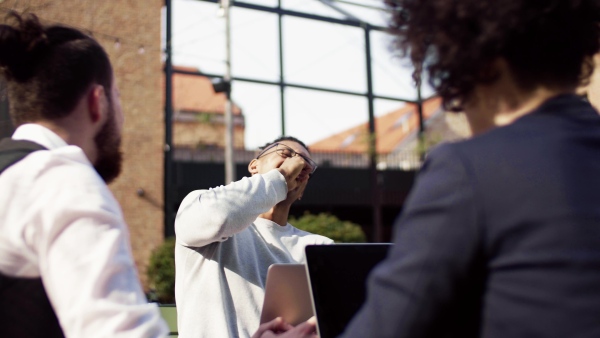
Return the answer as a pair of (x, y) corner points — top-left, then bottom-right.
(248, 159), (259, 175)
(87, 85), (108, 125)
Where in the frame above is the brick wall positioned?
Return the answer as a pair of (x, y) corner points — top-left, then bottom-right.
(3, 0), (165, 290)
(425, 111), (472, 142)
(174, 122), (245, 149)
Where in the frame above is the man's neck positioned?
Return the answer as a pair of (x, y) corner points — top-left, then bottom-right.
(35, 116), (97, 162)
(258, 202), (292, 227)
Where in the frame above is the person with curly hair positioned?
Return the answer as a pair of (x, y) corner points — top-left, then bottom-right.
(0, 12), (167, 337)
(256, 1), (600, 337)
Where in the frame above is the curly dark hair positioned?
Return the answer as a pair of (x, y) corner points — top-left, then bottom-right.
(0, 11), (113, 125)
(385, 0), (600, 111)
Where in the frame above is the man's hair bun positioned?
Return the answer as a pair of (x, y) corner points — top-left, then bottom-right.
(0, 12), (49, 82)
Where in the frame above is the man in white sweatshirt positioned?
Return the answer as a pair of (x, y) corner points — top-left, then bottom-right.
(174, 136), (333, 338)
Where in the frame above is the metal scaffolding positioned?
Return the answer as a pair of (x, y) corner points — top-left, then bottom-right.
(163, 0), (428, 241)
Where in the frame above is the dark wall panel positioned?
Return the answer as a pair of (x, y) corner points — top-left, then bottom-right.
(173, 161), (417, 242)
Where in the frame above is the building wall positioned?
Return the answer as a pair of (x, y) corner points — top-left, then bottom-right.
(4, 0), (165, 289)
(174, 122), (245, 149)
(427, 111), (472, 142)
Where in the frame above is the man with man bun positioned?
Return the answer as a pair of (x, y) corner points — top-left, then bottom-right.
(0, 12), (167, 337)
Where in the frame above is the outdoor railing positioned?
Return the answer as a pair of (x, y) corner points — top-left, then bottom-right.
(173, 147), (422, 170)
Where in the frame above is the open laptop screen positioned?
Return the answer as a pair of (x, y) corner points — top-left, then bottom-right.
(305, 243), (392, 338)
(259, 264), (314, 326)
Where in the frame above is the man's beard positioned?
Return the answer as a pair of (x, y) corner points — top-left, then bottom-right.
(93, 109), (123, 184)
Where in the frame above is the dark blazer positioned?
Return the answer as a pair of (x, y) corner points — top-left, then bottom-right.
(341, 95), (600, 338)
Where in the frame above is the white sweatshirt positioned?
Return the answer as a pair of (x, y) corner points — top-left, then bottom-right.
(174, 169), (333, 338)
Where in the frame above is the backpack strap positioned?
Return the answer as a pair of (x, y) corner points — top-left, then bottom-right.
(0, 139), (63, 337)
(0, 138), (47, 175)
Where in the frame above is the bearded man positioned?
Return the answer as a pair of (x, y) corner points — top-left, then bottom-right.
(0, 12), (167, 337)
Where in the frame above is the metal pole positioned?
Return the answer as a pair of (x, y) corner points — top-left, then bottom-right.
(278, 0), (286, 136)
(416, 75), (425, 161)
(223, 0), (235, 184)
(417, 78), (424, 134)
(364, 25), (382, 243)
(164, 0), (174, 237)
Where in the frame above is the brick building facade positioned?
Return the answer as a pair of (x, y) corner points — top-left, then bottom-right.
(169, 67), (246, 149)
(1, 0), (166, 289)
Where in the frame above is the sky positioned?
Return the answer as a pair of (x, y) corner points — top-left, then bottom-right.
(166, 0), (434, 149)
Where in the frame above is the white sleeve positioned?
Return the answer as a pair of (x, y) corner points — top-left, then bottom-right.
(174, 169), (288, 247)
(34, 166), (169, 338)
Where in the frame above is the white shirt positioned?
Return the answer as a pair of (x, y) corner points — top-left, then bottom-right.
(0, 124), (168, 337)
(175, 170), (333, 338)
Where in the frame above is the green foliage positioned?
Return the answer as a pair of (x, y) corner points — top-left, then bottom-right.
(195, 112), (212, 124)
(290, 212), (367, 243)
(147, 237), (176, 304)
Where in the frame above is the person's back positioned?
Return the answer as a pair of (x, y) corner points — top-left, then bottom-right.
(466, 95), (600, 336)
(0, 12), (167, 337)
(366, 94), (600, 337)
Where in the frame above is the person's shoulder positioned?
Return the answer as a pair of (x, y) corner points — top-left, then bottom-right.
(182, 189), (210, 200)
(289, 226), (334, 244)
(7, 145), (97, 182)
(2, 146), (123, 226)
(317, 235), (335, 244)
(420, 141), (466, 172)
(427, 130), (500, 157)
(40, 146), (102, 182)
(440, 109), (554, 155)
(18, 146), (117, 203)
(306, 233), (334, 244)
(177, 189), (211, 211)
(423, 123), (523, 168)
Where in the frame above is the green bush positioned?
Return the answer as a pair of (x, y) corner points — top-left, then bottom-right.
(290, 212), (367, 243)
(147, 237), (176, 304)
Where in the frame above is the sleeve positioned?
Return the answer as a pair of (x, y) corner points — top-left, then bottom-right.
(174, 169), (288, 247)
(34, 166), (169, 338)
(340, 144), (483, 338)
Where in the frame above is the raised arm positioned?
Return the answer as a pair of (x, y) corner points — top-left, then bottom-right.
(175, 169), (288, 247)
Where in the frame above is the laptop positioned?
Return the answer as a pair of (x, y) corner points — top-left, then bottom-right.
(259, 264), (314, 326)
(305, 243), (392, 338)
